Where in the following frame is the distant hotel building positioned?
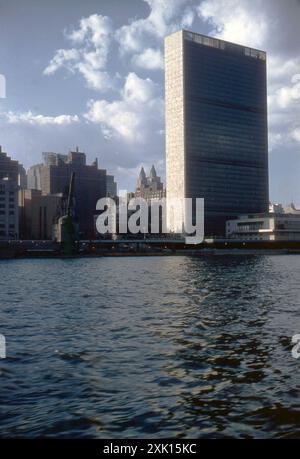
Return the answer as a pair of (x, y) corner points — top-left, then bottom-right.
(134, 165), (165, 201)
(165, 30), (269, 236)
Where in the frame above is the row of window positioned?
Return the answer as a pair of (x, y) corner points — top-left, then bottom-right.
(184, 33), (266, 61)
(186, 111), (266, 127)
(186, 131), (267, 145)
(184, 59), (266, 78)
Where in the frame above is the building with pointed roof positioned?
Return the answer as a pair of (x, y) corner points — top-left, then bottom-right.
(135, 165), (165, 201)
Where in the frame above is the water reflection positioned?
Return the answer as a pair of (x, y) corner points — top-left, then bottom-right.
(0, 256), (299, 438)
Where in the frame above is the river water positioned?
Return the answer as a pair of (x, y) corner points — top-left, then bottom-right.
(0, 256), (299, 438)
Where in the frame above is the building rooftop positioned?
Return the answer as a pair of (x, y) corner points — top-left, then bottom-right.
(167, 29), (266, 61)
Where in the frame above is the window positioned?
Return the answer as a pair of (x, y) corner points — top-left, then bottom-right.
(185, 32), (194, 41)
(259, 51), (266, 61)
(251, 49), (259, 58)
(194, 35), (203, 45)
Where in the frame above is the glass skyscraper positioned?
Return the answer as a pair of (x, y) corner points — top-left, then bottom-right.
(165, 30), (269, 236)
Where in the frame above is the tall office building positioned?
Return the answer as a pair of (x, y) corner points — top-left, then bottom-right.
(18, 164), (27, 189)
(165, 30), (269, 236)
(27, 164), (43, 190)
(106, 175), (118, 198)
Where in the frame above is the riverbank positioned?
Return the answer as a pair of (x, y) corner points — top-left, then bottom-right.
(1, 239), (300, 259)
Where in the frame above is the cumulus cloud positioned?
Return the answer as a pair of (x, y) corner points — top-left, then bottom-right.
(269, 74), (300, 110)
(4, 0), (300, 195)
(132, 48), (164, 70)
(197, 0), (268, 48)
(44, 14), (113, 91)
(84, 72), (163, 143)
(4, 111), (80, 126)
(291, 128), (300, 143)
(116, 0), (196, 57)
(43, 48), (80, 76)
(43, 1), (195, 86)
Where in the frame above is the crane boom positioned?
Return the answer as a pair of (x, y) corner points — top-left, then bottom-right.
(67, 172), (75, 217)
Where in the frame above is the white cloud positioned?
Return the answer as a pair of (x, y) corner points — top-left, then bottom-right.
(268, 73), (300, 109)
(44, 14), (113, 91)
(116, 0), (196, 57)
(181, 7), (195, 28)
(86, 99), (141, 142)
(146, 0), (194, 36)
(291, 128), (300, 143)
(132, 48), (164, 70)
(66, 13), (112, 49)
(123, 72), (159, 103)
(43, 49), (80, 76)
(197, 0), (268, 48)
(84, 72), (163, 143)
(75, 64), (112, 92)
(4, 111), (80, 126)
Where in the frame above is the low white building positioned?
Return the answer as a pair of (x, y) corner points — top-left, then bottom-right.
(0, 178), (19, 239)
(226, 203), (300, 241)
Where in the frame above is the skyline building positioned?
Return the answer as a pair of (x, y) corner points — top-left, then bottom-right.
(0, 146), (19, 184)
(30, 148), (107, 238)
(18, 164), (27, 189)
(226, 203), (300, 241)
(0, 178), (19, 239)
(165, 30), (269, 236)
(27, 164), (43, 191)
(134, 165), (165, 201)
(0, 147), (20, 239)
(106, 175), (118, 198)
(19, 189), (62, 240)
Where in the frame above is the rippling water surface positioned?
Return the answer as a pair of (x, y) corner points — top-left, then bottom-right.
(0, 256), (300, 438)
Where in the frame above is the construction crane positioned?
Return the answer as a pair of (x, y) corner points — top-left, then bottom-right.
(56, 172), (78, 255)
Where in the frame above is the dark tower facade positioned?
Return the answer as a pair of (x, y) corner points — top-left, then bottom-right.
(165, 30), (269, 236)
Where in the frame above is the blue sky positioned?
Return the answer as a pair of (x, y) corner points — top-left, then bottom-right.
(0, 0), (300, 203)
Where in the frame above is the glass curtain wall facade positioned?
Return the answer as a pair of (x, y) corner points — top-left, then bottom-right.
(165, 30), (269, 236)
